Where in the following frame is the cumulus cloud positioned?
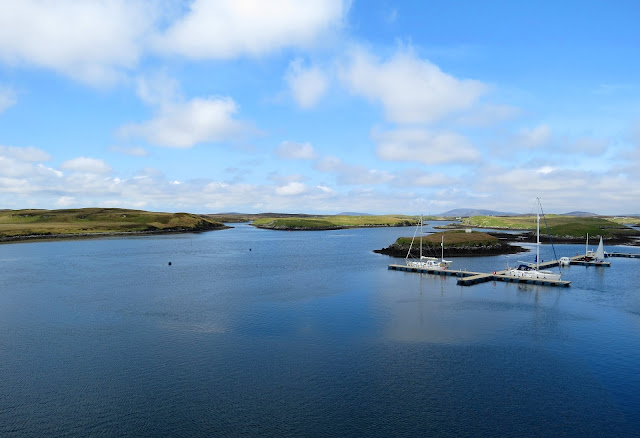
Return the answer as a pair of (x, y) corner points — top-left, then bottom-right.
(568, 137), (609, 156)
(285, 58), (329, 109)
(373, 127), (480, 165)
(119, 96), (245, 148)
(339, 47), (487, 124)
(275, 182), (307, 196)
(0, 0), (155, 85)
(392, 169), (456, 187)
(155, 0), (347, 59)
(515, 124), (552, 148)
(275, 141), (317, 160)
(0, 145), (50, 162)
(60, 157), (112, 174)
(314, 155), (395, 185)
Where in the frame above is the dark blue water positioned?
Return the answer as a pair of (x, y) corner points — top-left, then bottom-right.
(1, 224), (639, 437)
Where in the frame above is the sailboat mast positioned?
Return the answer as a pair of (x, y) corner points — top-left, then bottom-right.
(441, 233), (444, 261)
(586, 233), (589, 257)
(420, 214), (423, 260)
(536, 198), (540, 270)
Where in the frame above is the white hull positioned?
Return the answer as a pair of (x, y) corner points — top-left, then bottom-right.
(405, 215), (452, 271)
(506, 267), (561, 281)
(407, 257), (452, 271)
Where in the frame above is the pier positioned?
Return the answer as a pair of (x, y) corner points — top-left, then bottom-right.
(606, 252), (640, 259)
(389, 250), (640, 288)
(388, 264), (571, 287)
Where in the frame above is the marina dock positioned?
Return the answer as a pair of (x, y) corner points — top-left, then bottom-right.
(389, 249), (639, 288)
(606, 252), (640, 259)
(388, 264), (571, 287)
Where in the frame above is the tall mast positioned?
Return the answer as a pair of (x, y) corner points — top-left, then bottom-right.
(441, 233), (444, 261)
(536, 198), (540, 270)
(420, 214), (423, 259)
(586, 233), (589, 257)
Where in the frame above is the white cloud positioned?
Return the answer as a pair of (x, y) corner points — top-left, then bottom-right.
(0, 145), (50, 162)
(568, 137), (609, 156)
(119, 96), (245, 148)
(60, 157), (112, 174)
(285, 58), (329, 109)
(392, 169), (456, 187)
(515, 124), (552, 148)
(0, 86), (17, 113)
(373, 127), (480, 165)
(155, 0), (347, 59)
(314, 155), (395, 185)
(275, 182), (307, 196)
(275, 141), (317, 160)
(0, 0), (155, 85)
(135, 72), (181, 106)
(339, 47), (487, 124)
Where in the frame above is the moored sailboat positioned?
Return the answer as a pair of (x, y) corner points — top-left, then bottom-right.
(405, 215), (452, 270)
(505, 198), (562, 281)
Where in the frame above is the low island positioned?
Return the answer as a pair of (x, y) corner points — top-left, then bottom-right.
(374, 230), (527, 258)
(0, 208), (228, 243)
(251, 215), (416, 230)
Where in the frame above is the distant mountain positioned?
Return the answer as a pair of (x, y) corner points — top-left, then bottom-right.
(439, 208), (518, 217)
(560, 211), (598, 217)
(336, 212), (373, 216)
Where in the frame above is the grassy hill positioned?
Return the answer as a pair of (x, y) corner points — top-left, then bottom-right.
(0, 208), (227, 241)
(252, 215), (416, 230)
(375, 230), (526, 257)
(460, 215), (639, 239)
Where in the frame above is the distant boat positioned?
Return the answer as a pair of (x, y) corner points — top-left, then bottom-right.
(584, 233), (605, 262)
(505, 198), (563, 281)
(594, 236), (605, 261)
(405, 215), (452, 271)
(559, 256), (571, 266)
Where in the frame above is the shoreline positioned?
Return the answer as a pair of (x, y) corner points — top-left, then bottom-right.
(0, 226), (232, 245)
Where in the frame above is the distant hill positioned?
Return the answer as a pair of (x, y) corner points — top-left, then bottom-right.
(560, 211), (598, 217)
(439, 208), (518, 217)
(336, 212), (373, 216)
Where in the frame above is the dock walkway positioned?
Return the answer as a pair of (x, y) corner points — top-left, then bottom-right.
(389, 251), (638, 288)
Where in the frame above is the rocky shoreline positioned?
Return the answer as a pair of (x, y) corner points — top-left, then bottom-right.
(374, 240), (527, 258)
(0, 223), (231, 244)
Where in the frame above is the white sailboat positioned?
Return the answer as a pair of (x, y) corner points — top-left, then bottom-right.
(505, 198), (562, 281)
(405, 215), (452, 270)
(594, 236), (605, 261)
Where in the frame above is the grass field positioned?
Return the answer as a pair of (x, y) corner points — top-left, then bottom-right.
(395, 230), (498, 248)
(0, 208), (225, 238)
(252, 215), (416, 229)
(460, 215), (639, 238)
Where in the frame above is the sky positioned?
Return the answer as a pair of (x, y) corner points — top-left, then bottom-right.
(1, 0), (639, 215)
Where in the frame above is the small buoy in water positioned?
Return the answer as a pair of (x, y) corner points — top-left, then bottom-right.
(249, 248), (252, 251)
(168, 262), (172, 266)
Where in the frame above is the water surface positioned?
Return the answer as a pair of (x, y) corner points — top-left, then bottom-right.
(1, 225), (639, 436)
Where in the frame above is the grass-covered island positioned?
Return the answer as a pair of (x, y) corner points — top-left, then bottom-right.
(251, 215), (416, 230)
(0, 208), (228, 243)
(458, 215), (640, 244)
(374, 230), (527, 258)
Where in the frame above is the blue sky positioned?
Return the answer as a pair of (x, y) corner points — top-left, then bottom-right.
(1, 0), (639, 214)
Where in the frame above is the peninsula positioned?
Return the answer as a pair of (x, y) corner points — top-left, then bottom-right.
(0, 208), (228, 243)
(250, 215), (416, 230)
(457, 215), (640, 245)
(374, 230), (527, 258)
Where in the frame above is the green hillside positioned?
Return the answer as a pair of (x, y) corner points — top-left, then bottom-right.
(0, 208), (226, 240)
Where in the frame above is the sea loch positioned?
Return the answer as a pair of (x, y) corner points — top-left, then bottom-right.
(1, 222), (639, 436)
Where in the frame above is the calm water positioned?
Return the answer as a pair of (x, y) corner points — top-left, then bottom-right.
(1, 224), (639, 437)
